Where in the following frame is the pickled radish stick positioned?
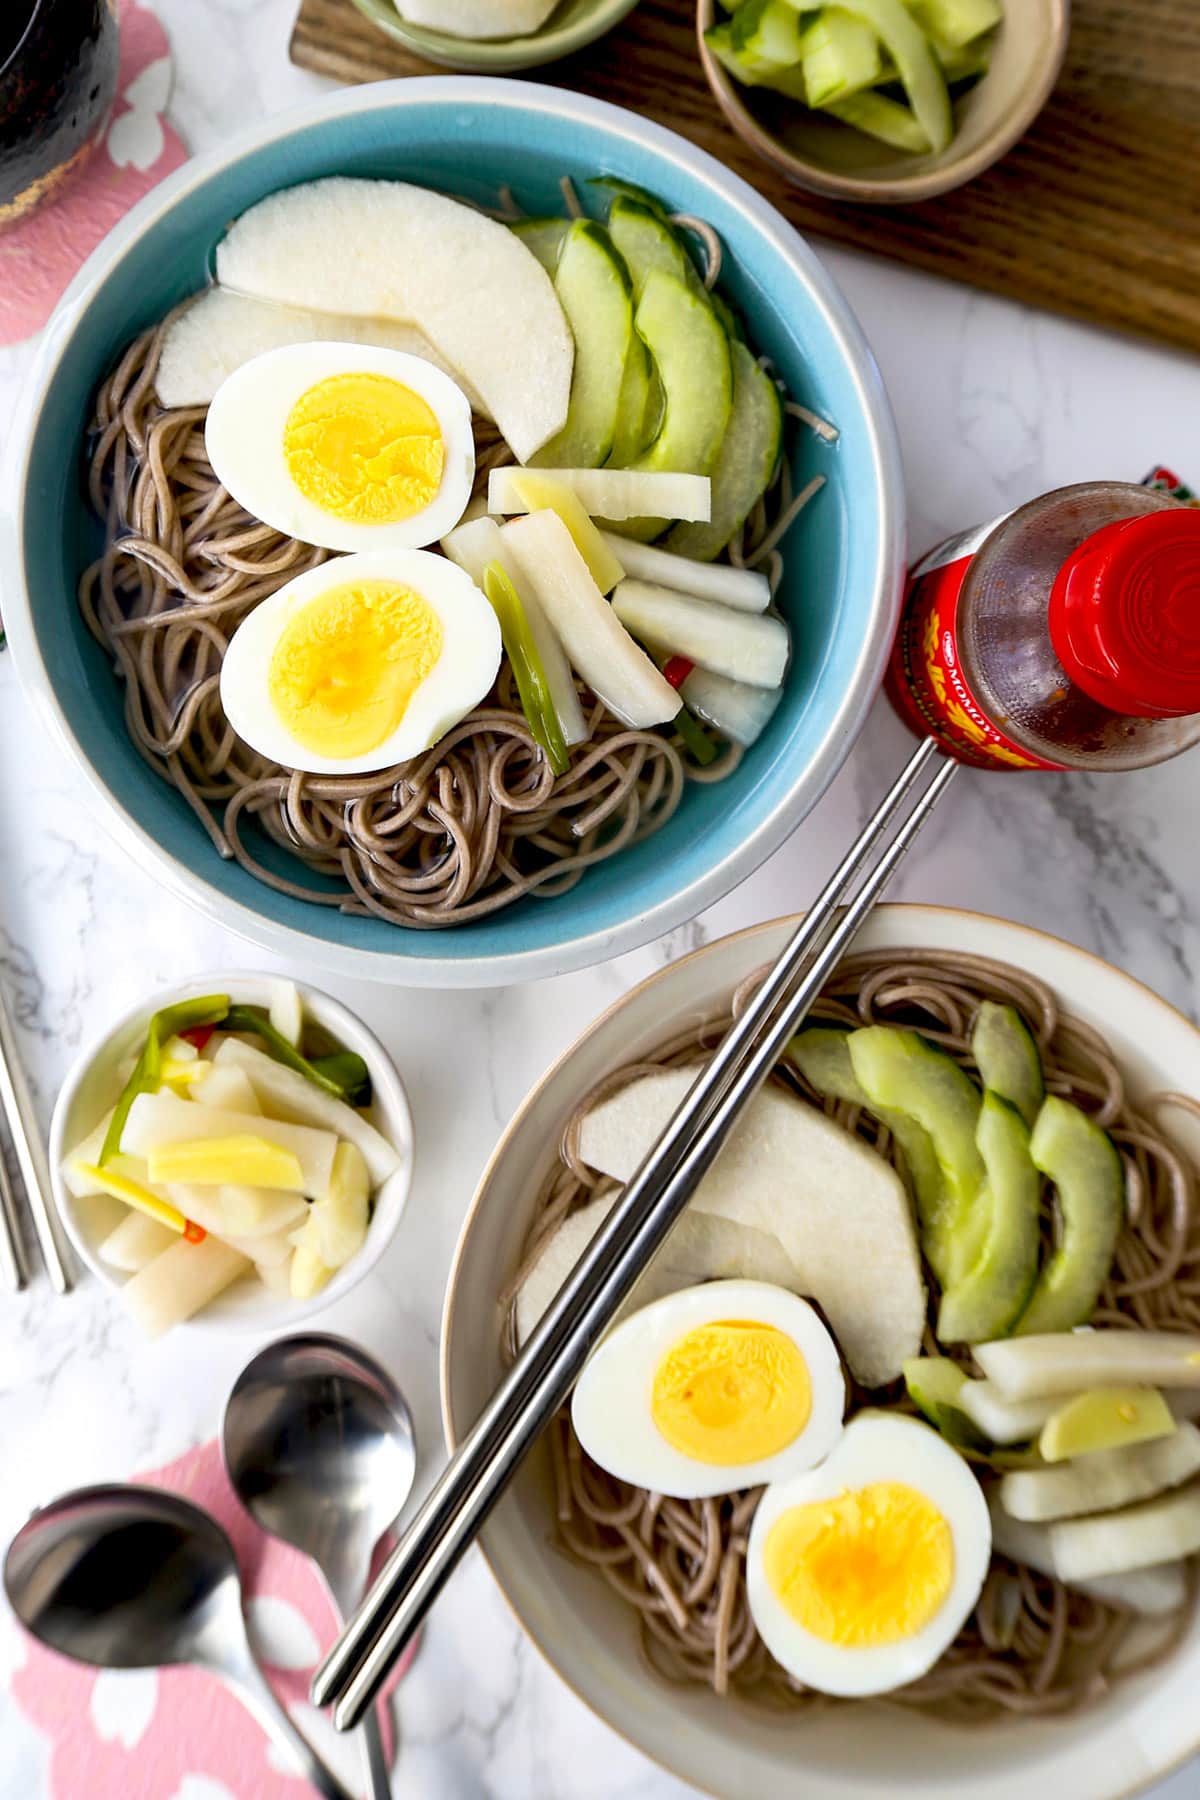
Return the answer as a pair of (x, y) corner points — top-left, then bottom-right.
(502, 511), (679, 729)
(598, 532), (771, 613)
(611, 580), (788, 690)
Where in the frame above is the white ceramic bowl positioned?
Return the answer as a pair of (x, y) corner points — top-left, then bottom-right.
(50, 971), (414, 1333)
(442, 905), (1200, 1800)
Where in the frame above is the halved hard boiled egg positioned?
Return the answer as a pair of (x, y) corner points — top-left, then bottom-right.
(570, 1280), (845, 1500)
(220, 548), (502, 776)
(747, 1412), (992, 1697)
(205, 342), (475, 552)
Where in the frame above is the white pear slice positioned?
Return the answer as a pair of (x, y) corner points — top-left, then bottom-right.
(215, 177), (572, 462)
(154, 287), (489, 415)
(394, 0), (559, 38)
(576, 1069), (926, 1385)
(514, 1192), (799, 1347)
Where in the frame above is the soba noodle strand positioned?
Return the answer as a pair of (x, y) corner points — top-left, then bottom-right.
(508, 948), (1200, 1722)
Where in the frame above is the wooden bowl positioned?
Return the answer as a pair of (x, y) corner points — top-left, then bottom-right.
(696, 0), (1070, 205)
(0, 0), (119, 225)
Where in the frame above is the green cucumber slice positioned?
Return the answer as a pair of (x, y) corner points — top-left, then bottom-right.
(907, 0), (1001, 48)
(608, 196), (702, 301)
(904, 1357), (992, 1452)
(663, 341), (783, 562)
(511, 217), (569, 274)
(588, 176), (672, 218)
(972, 1002), (1044, 1129)
(531, 219), (633, 471)
(609, 333), (655, 467)
(799, 7), (883, 106)
(937, 1092), (1041, 1345)
(826, 91), (932, 152)
(817, 0), (952, 152)
(1015, 1097), (1125, 1336)
(730, 0), (809, 69)
(849, 1026), (985, 1284)
(629, 270), (732, 478)
(934, 29), (993, 82)
(789, 1025), (951, 1276)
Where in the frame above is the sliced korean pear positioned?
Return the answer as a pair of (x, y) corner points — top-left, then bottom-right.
(1038, 1387), (1176, 1464)
(155, 287), (490, 414)
(663, 342), (784, 562)
(147, 1135), (304, 1191)
(1015, 1096), (1124, 1335)
(214, 176), (574, 463)
(531, 220), (633, 469)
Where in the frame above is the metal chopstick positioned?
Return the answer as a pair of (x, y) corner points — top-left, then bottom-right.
(313, 739), (957, 1728)
(0, 983), (72, 1293)
(0, 1137), (28, 1291)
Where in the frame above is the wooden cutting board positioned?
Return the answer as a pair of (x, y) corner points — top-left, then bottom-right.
(290, 0), (1200, 354)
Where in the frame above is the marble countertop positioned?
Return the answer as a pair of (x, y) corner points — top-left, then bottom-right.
(2, 3), (1200, 1795)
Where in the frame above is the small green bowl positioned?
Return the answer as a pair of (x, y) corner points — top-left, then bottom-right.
(350, 0), (640, 72)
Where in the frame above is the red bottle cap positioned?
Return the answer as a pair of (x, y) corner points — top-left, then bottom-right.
(1048, 509), (1200, 718)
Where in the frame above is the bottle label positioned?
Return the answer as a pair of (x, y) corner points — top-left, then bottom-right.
(886, 544), (1069, 772)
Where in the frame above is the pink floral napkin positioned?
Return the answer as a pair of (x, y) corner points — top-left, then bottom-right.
(9, 1438), (415, 1800)
(0, 0), (187, 346)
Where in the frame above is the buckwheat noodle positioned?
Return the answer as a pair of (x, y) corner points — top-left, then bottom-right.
(505, 949), (1200, 1721)
(78, 210), (826, 929)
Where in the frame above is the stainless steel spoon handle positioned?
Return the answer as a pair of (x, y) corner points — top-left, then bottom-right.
(222, 1631), (355, 1800)
(359, 1710), (394, 1800)
(325, 1561), (394, 1800)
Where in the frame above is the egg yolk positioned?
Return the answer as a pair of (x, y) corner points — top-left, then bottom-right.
(763, 1483), (954, 1648)
(650, 1320), (811, 1466)
(268, 579), (443, 759)
(282, 373), (445, 524)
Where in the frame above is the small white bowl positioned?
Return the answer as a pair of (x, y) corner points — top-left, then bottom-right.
(50, 970), (414, 1333)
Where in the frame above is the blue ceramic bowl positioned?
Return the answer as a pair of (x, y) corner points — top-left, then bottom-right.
(2, 78), (904, 988)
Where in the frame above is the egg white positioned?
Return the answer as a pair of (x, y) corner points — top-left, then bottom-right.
(219, 547), (502, 776)
(746, 1412), (992, 1697)
(570, 1280), (846, 1501)
(204, 341), (476, 552)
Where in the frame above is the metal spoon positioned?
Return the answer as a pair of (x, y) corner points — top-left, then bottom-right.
(222, 1334), (417, 1800)
(4, 1485), (352, 1800)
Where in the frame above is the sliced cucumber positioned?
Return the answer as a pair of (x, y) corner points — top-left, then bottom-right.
(826, 91), (932, 152)
(664, 342), (783, 563)
(788, 1026), (951, 1270)
(821, 0), (952, 152)
(1015, 1096), (1124, 1336)
(532, 219), (633, 470)
(849, 1026), (985, 1285)
(511, 217), (569, 275)
(706, 20), (809, 94)
(936, 1092), (1041, 1345)
(972, 1002), (1044, 1129)
(799, 7), (883, 106)
(907, 0), (1001, 48)
(608, 196), (701, 302)
(934, 29), (993, 81)
(730, 0), (809, 70)
(588, 176), (672, 218)
(903, 1357), (991, 1453)
(609, 332), (655, 467)
(630, 270), (732, 480)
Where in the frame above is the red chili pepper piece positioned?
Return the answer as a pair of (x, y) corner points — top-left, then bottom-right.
(183, 1220), (207, 1244)
(179, 1025), (215, 1052)
(662, 655), (695, 690)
